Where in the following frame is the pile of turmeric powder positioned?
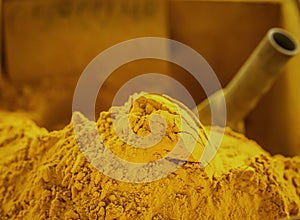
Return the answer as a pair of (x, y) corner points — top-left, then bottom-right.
(0, 93), (300, 219)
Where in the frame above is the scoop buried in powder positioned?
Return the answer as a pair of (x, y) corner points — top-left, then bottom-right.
(98, 92), (208, 163)
(72, 92), (210, 182)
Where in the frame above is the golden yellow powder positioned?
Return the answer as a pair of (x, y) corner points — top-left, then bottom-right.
(0, 94), (299, 219)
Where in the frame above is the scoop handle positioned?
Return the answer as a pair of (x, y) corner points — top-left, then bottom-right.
(195, 27), (299, 132)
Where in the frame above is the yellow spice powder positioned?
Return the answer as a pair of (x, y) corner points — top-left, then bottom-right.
(0, 94), (299, 219)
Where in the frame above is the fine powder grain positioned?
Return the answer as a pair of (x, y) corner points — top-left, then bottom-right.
(0, 94), (300, 219)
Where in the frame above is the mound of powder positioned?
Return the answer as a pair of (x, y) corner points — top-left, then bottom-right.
(0, 94), (300, 219)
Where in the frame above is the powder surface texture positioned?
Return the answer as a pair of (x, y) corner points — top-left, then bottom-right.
(0, 94), (300, 220)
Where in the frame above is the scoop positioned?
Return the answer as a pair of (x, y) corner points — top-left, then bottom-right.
(100, 92), (209, 164)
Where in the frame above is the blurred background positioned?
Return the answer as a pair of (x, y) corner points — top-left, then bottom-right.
(0, 0), (299, 156)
